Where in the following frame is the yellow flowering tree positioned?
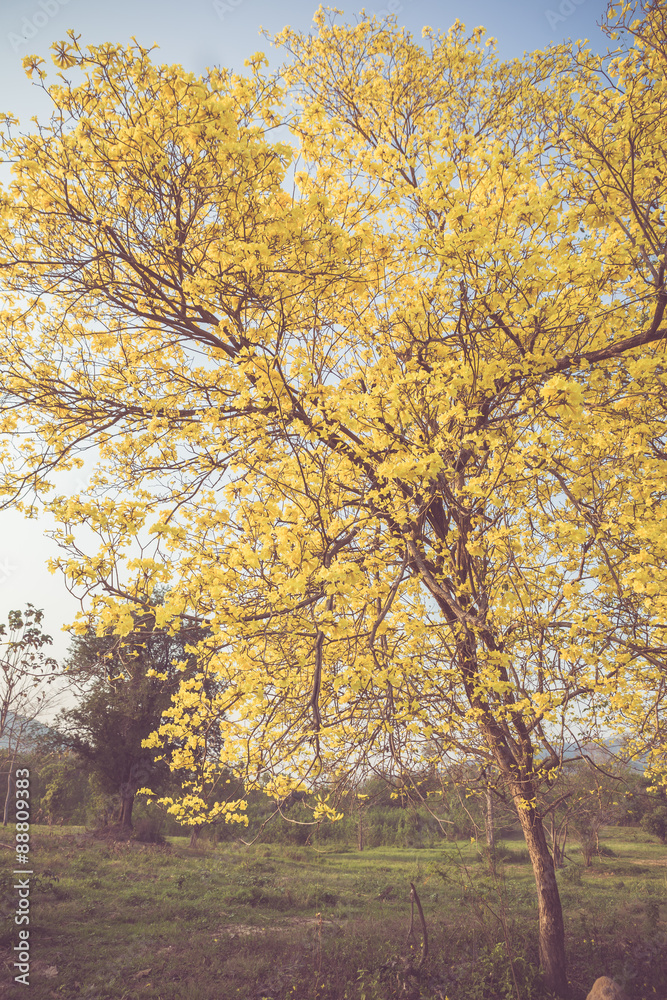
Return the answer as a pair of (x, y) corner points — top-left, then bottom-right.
(140, 655), (249, 845)
(1, 3), (666, 991)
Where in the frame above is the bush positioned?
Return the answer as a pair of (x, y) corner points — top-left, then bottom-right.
(641, 805), (667, 843)
(37, 753), (93, 824)
(132, 817), (166, 844)
(596, 842), (617, 857)
(559, 863), (583, 885)
(494, 842), (530, 864)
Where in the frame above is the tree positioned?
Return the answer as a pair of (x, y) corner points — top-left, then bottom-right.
(55, 607), (209, 830)
(639, 786), (667, 843)
(0, 4), (666, 991)
(544, 755), (625, 868)
(619, 771), (667, 842)
(0, 606), (58, 824)
(37, 751), (94, 825)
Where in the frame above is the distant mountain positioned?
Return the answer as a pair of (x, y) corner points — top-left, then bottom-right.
(0, 712), (59, 751)
(559, 737), (646, 772)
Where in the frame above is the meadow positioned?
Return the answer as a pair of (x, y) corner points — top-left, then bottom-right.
(0, 825), (665, 1000)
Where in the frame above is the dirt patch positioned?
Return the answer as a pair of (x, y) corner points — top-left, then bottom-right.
(216, 924), (267, 939)
(214, 917), (343, 941)
(286, 916), (342, 934)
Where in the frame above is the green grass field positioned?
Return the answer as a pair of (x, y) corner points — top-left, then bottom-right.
(1, 826), (665, 1000)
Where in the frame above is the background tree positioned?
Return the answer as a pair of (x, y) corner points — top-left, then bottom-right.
(0, 605), (58, 824)
(55, 605), (207, 830)
(619, 772), (667, 843)
(639, 787), (667, 844)
(543, 755), (626, 868)
(36, 751), (95, 826)
(0, 4), (666, 992)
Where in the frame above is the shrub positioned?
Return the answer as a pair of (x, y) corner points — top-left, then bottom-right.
(559, 863), (583, 885)
(640, 805), (667, 843)
(596, 842), (617, 857)
(132, 817), (166, 844)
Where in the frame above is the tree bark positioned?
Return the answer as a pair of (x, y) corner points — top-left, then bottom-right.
(118, 793), (134, 830)
(515, 799), (568, 996)
(189, 825), (201, 848)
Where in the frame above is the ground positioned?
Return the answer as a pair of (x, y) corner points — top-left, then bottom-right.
(0, 826), (665, 999)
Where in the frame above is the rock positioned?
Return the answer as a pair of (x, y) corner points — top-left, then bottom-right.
(586, 977), (626, 1000)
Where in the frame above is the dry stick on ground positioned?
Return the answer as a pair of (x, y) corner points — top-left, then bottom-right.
(406, 881), (429, 970)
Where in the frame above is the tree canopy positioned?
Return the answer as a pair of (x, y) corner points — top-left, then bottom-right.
(0, 2), (666, 991)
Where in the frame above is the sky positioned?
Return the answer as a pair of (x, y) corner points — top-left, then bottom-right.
(0, 0), (610, 671)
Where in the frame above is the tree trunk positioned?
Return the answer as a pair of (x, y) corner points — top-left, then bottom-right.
(551, 816), (562, 868)
(485, 785), (495, 852)
(357, 812), (364, 851)
(3, 764), (14, 826)
(453, 620), (567, 992)
(560, 821), (568, 866)
(118, 793), (134, 830)
(189, 826), (201, 848)
(515, 799), (568, 996)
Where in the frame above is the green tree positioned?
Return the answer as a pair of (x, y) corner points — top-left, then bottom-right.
(56, 607), (207, 830)
(37, 752), (93, 825)
(639, 784), (667, 843)
(0, 605), (58, 824)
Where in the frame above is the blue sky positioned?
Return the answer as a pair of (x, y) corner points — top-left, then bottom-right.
(0, 0), (610, 668)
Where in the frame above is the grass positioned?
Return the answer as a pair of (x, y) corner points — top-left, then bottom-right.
(0, 825), (665, 1000)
